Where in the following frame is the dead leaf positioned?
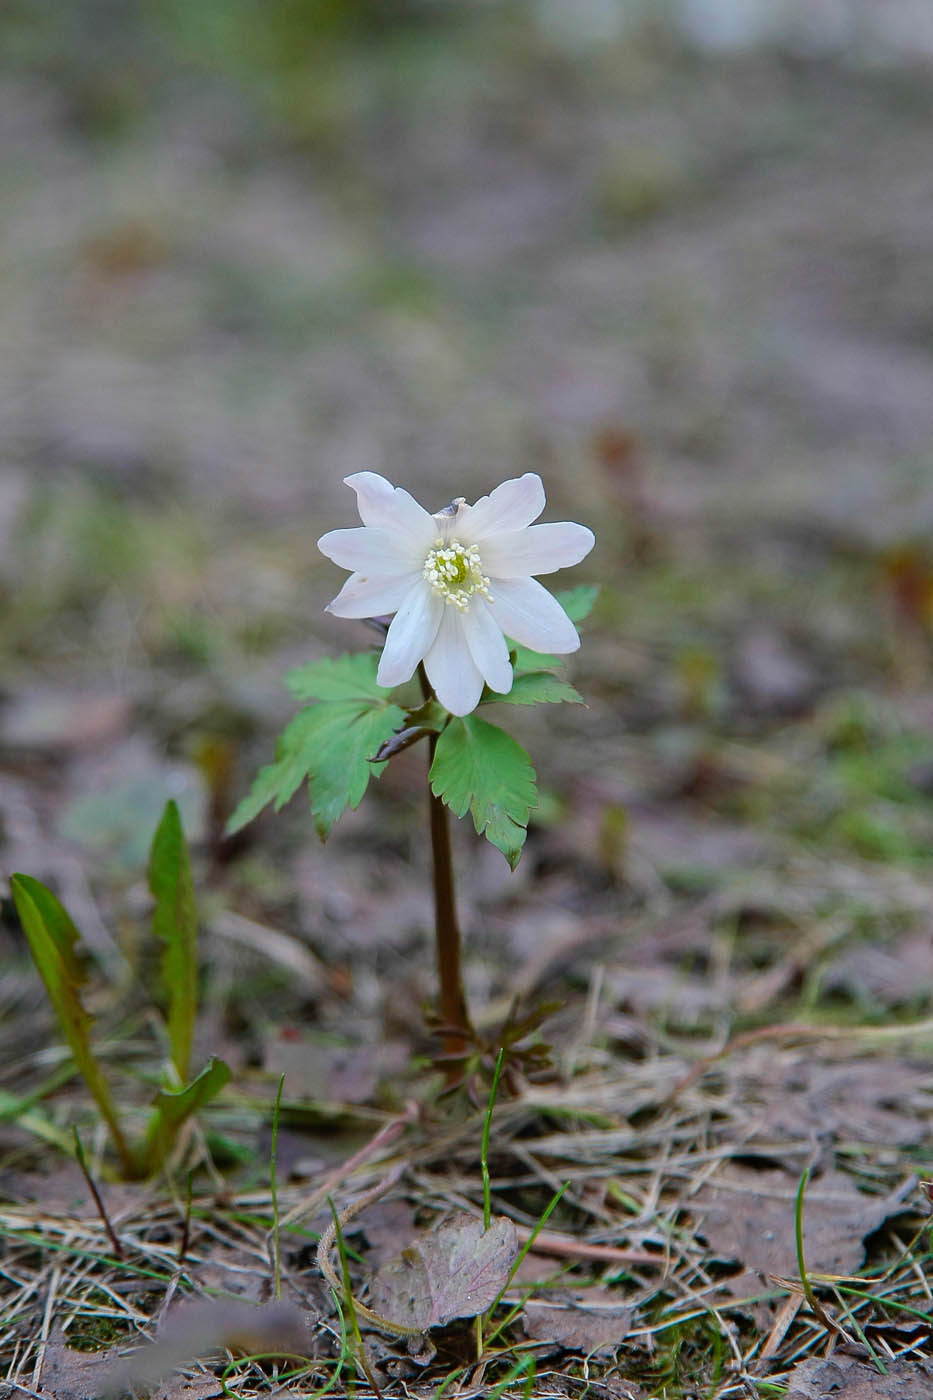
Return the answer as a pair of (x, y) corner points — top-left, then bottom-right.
(0, 1160), (142, 1219)
(822, 933), (933, 1010)
(369, 1214), (519, 1332)
(690, 1167), (915, 1288)
(264, 1036), (409, 1105)
(358, 1197), (418, 1266)
(750, 1054), (931, 1150)
(785, 1354), (933, 1399)
(522, 1292), (632, 1354)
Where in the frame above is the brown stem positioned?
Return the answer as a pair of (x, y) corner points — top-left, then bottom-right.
(420, 667), (473, 1061)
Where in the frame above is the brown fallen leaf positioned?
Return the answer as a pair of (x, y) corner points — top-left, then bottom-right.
(264, 1035), (409, 1105)
(750, 1054), (931, 1151)
(358, 1196), (418, 1267)
(690, 1166), (915, 1288)
(821, 933), (933, 1011)
(369, 1213), (519, 1332)
(522, 1291), (632, 1355)
(785, 1353), (933, 1399)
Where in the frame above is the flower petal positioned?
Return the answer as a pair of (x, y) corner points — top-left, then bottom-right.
(326, 570), (421, 619)
(423, 608), (486, 716)
(487, 577), (581, 654)
(377, 582), (444, 688)
(344, 472), (436, 551)
(317, 526), (419, 574)
(458, 473), (546, 543)
(481, 522), (595, 578)
(461, 599), (513, 695)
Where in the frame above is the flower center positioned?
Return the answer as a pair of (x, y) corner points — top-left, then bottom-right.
(423, 538), (492, 611)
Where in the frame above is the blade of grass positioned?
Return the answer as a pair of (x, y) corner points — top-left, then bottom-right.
(271, 1073), (285, 1301)
(795, 1167), (861, 1356)
(149, 800), (198, 1083)
(482, 1047), (505, 1232)
(11, 874), (137, 1177)
(830, 1285), (886, 1374)
(477, 1046), (506, 1358)
(486, 1352), (536, 1400)
(481, 1182), (569, 1352)
(329, 1196), (383, 1398)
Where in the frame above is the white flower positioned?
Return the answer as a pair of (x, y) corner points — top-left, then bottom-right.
(317, 472), (595, 716)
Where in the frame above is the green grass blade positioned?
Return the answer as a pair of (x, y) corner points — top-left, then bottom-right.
(271, 1073), (286, 1301)
(482, 1048), (506, 1232)
(10, 874), (137, 1177)
(148, 799), (198, 1082)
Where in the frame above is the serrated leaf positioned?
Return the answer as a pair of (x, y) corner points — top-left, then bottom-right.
(511, 642), (559, 672)
(148, 801), (197, 1083)
(10, 875), (136, 1176)
(305, 703), (405, 839)
(555, 584), (599, 623)
(285, 651), (387, 702)
(370, 1214), (519, 1331)
(227, 676), (405, 840)
(227, 757), (293, 834)
(484, 672), (584, 707)
(430, 716), (536, 869)
(142, 1056), (231, 1173)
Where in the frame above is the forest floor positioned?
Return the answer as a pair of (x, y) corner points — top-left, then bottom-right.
(2, 8), (933, 1398)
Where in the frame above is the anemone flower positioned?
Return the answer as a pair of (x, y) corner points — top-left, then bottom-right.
(317, 472), (595, 716)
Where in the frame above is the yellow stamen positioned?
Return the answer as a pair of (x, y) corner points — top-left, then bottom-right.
(423, 538), (492, 611)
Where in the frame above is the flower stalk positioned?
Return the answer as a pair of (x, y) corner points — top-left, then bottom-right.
(428, 733), (472, 1050)
(419, 664), (472, 1059)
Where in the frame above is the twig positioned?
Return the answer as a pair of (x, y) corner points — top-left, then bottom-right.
(73, 1128), (124, 1260)
(278, 1098), (418, 1233)
(317, 1167), (425, 1338)
(516, 1226), (663, 1267)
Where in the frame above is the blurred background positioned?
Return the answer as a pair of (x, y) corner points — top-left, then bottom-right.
(3, 0), (933, 1048)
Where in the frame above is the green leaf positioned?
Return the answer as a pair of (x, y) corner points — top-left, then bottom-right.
(10, 874), (136, 1176)
(484, 672), (584, 707)
(142, 1056), (231, 1174)
(511, 642), (559, 672)
(148, 800), (197, 1083)
(430, 716), (537, 869)
(0, 1089), (76, 1155)
(554, 585), (599, 623)
(305, 703), (405, 839)
(402, 698), (449, 733)
(227, 654), (406, 839)
(285, 651), (388, 703)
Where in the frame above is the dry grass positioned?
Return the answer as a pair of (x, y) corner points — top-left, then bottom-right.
(2, 1013), (932, 1399)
